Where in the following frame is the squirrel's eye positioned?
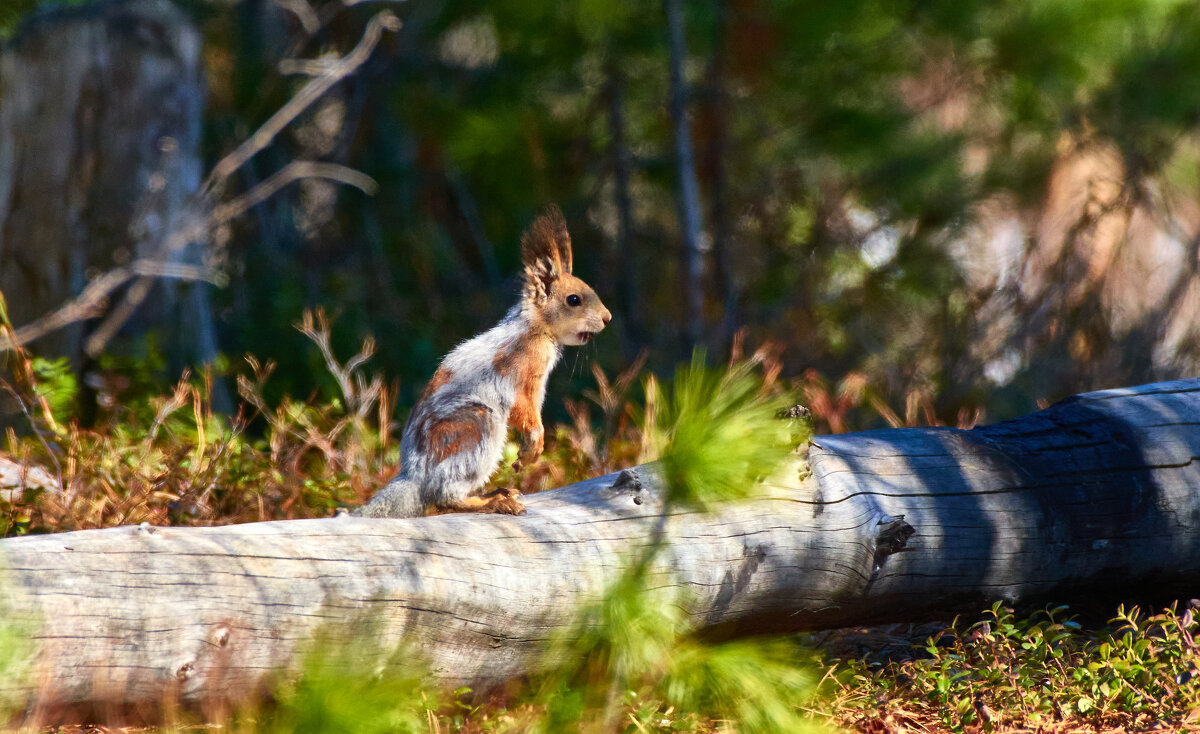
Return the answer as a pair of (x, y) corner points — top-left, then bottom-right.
(566, 294), (582, 307)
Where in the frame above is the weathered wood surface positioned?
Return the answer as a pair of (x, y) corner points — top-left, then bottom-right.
(3, 378), (1200, 709)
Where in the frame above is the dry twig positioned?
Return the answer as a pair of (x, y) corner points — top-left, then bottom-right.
(204, 10), (400, 192)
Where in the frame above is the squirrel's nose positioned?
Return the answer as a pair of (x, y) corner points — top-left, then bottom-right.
(601, 309), (612, 326)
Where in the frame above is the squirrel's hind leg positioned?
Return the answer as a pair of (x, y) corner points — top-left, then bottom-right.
(441, 487), (525, 516)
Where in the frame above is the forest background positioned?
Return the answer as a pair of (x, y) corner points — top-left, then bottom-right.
(5, 0), (1200, 436)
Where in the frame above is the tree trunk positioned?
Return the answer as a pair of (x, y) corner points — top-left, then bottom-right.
(704, 0), (739, 351)
(4, 378), (1200, 711)
(665, 0), (705, 353)
(605, 65), (644, 359)
(0, 0), (211, 406)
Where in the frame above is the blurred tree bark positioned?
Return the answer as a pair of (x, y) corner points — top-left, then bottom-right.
(0, 0), (213, 400)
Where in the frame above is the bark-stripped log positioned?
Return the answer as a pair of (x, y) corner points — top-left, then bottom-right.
(3, 378), (1200, 709)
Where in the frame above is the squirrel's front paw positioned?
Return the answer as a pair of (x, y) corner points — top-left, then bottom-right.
(513, 449), (541, 473)
(514, 430), (543, 473)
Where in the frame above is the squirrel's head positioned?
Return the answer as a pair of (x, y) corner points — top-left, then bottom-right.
(521, 205), (612, 347)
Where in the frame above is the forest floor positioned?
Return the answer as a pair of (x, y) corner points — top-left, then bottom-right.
(3, 327), (1199, 733)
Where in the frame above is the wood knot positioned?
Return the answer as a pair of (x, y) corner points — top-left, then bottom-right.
(612, 469), (645, 507)
(873, 514), (915, 565)
(212, 624), (231, 648)
(613, 469), (640, 492)
(176, 661), (195, 681)
(777, 404), (811, 420)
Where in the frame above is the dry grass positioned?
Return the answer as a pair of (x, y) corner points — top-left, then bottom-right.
(0, 308), (399, 534)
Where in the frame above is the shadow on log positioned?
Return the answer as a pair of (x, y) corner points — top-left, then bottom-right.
(3, 378), (1200, 710)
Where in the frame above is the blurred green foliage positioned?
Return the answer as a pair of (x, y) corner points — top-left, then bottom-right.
(529, 565), (825, 734)
(643, 349), (795, 509)
(0, 571), (34, 714)
(243, 629), (433, 734)
(28, 357), (76, 427)
(515, 353), (822, 733)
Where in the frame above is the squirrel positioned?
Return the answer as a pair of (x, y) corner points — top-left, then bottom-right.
(355, 205), (611, 518)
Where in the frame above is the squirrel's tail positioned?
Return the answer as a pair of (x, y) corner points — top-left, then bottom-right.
(353, 475), (425, 518)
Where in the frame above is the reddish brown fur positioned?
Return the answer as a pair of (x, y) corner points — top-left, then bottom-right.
(418, 367), (454, 404)
(491, 335), (529, 378)
(508, 367), (544, 435)
(414, 403), (488, 462)
(521, 206), (572, 275)
(492, 333), (556, 467)
(521, 205), (576, 301)
(493, 335), (553, 434)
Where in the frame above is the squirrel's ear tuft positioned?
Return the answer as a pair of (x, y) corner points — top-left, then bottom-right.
(521, 205), (572, 299)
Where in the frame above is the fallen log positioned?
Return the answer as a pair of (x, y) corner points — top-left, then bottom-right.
(3, 378), (1200, 710)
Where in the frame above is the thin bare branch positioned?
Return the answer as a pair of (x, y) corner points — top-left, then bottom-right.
(277, 57), (339, 77)
(129, 260), (223, 282)
(0, 259), (221, 352)
(83, 276), (156, 358)
(274, 0), (320, 35)
(213, 161), (378, 223)
(204, 10), (401, 192)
